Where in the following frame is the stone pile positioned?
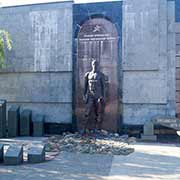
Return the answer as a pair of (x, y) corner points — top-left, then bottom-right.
(45, 131), (135, 156)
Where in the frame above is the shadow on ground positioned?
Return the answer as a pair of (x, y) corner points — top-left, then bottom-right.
(0, 152), (113, 180)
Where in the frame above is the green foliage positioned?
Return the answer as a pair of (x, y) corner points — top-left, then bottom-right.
(0, 29), (12, 68)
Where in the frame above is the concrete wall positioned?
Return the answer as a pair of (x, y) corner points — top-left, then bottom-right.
(0, 0), (176, 127)
(122, 0), (176, 125)
(0, 1), (73, 123)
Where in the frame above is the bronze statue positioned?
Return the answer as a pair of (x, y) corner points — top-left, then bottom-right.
(83, 59), (106, 132)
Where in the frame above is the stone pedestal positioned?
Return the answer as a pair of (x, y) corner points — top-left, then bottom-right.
(4, 145), (23, 165)
(141, 134), (157, 141)
(0, 144), (4, 162)
(0, 100), (6, 138)
(32, 114), (44, 137)
(8, 106), (20, 137)
(141, 121), (157, 141)
(20, 110), (32, 136)
(28, 144), (45, 163)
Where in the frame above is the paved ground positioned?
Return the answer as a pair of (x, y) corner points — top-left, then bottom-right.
(108, 143), (180, 180)
(0, 141), (180, 180)
(0, 152), (112, 180)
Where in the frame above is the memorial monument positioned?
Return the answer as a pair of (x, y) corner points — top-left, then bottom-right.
(0, 0), (177, 136)
(75, 13), (120, 132)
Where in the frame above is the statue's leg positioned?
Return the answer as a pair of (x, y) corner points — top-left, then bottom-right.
(96, 99), (105, 130)
(83, 97), (93, 133)
(93, 99), (98, 131)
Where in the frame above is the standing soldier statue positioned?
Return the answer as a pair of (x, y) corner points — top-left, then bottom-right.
(83, 59), (106, 133)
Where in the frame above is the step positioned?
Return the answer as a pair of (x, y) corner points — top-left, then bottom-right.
(153, 117), (180, 131)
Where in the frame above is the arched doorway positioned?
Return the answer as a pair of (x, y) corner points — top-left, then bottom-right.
(75, 17), (119, 132)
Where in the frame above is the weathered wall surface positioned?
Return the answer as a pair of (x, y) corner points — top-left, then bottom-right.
(0, 0), (176, 127)
(175, 0), (180, 116)
(176, 0), (180, 22)
(0, 1), (73, 123)
(123, 0), (176, 125)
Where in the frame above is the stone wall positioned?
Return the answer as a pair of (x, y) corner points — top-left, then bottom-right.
(122, 0), (176, 125)
(0, 1), (73, 124)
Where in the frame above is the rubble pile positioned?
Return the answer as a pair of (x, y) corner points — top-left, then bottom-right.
(45, 130), (135, 156)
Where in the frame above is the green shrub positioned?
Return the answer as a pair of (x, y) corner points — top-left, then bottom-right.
(0, 29), (12, 68)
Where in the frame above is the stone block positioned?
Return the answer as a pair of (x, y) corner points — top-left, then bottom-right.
(8, 106), (20, 137)
(123, 72), (167, 104)
(0, 100), (7, 138)
(0, 2), (73, 73)
(167, 0), (176, 116)
(153, 117), (180, 131)
(141, 135), (157, 141)
(141, 121), (157, 141)
(28, 144), (45, 163)
(32, 114), (44, 137)
(123, 104), (167, 125)
(0, 73), (72, 103)
(20, 110), (32, 136)
(175, 23), (180, 33)
(0, 144), (4, 162)
(123, 0), (159, 70)
(143, 121), (154, 136)
(29, 8), (72, 72)
(4, 145), (23, 165)
(7, 103), (72, 124)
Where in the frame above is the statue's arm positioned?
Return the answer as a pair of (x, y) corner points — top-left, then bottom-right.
(83, 72), (89, 97)
(101, 73), (106, 100)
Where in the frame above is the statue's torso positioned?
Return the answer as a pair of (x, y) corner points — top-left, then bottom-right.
(87, 71), (103, 98)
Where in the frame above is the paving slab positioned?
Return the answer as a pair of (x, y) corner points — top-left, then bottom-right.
(0, 151), (112, 180)
(108, 143), (180, 180)
(0, 142), (180, 180)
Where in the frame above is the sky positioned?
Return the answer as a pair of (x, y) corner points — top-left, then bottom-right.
(0, 0), (119, 7)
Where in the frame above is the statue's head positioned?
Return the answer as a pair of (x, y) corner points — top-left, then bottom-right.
(91, 59), (99, 72)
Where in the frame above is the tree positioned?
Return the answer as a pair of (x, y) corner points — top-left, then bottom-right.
(0, 29), (12, 68)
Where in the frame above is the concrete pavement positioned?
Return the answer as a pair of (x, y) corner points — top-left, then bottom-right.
(108, 143), (180, 180)
(1, 142), (180, 180)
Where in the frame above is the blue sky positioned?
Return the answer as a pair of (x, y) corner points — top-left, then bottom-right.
(0, 0), (119, 7)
